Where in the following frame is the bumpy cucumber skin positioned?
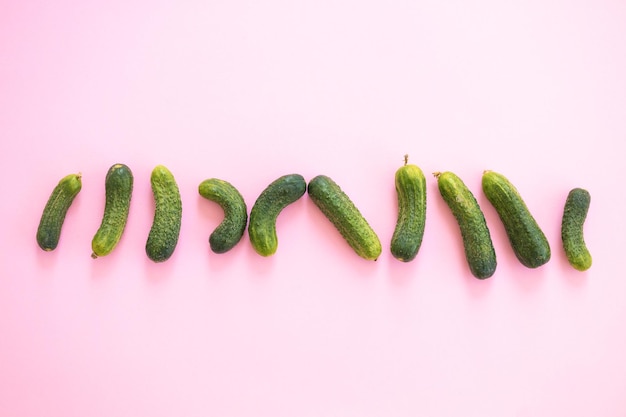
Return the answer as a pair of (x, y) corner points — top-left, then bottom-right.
(482, 170), (550, 268)
(561, 188), (592, 271)
(199, 178), (248, 254)
(36, 173), (82, 251)
(391, 159), (427, 262)
(307, 175), (382, 261)
(91, 164), (134, 258)
(248, 174), (306, 256)
(146, 165), (182, 262)
(435, 171), (496, 279)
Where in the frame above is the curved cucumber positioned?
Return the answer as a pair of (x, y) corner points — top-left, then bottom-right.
(36, 173), (82, 251)
(391, 155), (427, 262)
(146, 165), (182, 262)
(561, 188), (592, 271)
(248, 174), (306, 256)
(435, 171), (496, 279)
(198, 178), (248, 254)
(482, 170), (550, 268)
(91, 164), (134, 258)
(307, 175), (382, 261)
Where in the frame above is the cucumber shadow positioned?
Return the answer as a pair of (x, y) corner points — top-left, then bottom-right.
(143, 248), (180, 283)
(35, 245), (59, 269)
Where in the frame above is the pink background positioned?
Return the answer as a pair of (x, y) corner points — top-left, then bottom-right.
(2, 0), (626, 416)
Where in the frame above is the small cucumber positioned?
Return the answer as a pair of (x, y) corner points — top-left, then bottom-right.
(561, 188), (592, 271)
(36, 173), (82, 251)
(198, 178), (248, 254)
(146, 165), (182, 262)
(307, 175), (382, 261)
(91, 164), (134, 258)
(482, 170), (550, 268)
(391, 155), (427, 262)
(248, 174), (306, 256)
(434, 171), (496, 279)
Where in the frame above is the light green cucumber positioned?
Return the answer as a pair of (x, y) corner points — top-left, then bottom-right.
(146, 165), (182, 262)
(91, 164), (133, 258)
(391, 155), (427, 262)
(482, 170), (550, 268)
(307, 174), (382, 261)
(36, 173), (82, 251)
(561, 188), (592, 271)
(248, 174), (306, 256)
(198, 178), (248, 254)
(435, 171), (496, 279)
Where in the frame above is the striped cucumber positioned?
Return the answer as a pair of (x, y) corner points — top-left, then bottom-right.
(199, 178), (248, 254)
(561, 188), (592, 271)
(482, 170), (550, 268)
(307, 174), (382, 261)
(391, 155), (427, 262)
(91, 164), (134, 258)
(36, 173), (82, 251)
(146, 165), (182, 262)
(435, 171), (496, 279)
(248, 174), (306, 256)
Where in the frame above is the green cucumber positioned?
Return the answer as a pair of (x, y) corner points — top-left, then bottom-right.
(91, 164), (134, 258)
(561, 188), (592, 271)
(146, 165), (182, 262)
(198, 178), (248, 254)
(248, 174), (306, 256)
(391, 155), (427, 262)
(307, 174), (382, 261)
(36, 173), (82, 251)
(482, 170), (550, 268)
(434, 171), (496, 279)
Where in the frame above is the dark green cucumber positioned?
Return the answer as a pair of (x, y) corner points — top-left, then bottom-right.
(435, 171), (496, 279)
(307, 175), (382, 261)
(91, 164), (134, 258)
(36, 173), (82, 251)
(391, 155), (427, 262)
(198, 178), (248, 254)
(248, 174), (306, 256)
(146, 165), (182, 262)
(482, 170), (550, 268)
(561, 188), (592, 271)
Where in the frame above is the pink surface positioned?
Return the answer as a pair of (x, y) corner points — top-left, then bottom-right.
(2, 1), (626, 416)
